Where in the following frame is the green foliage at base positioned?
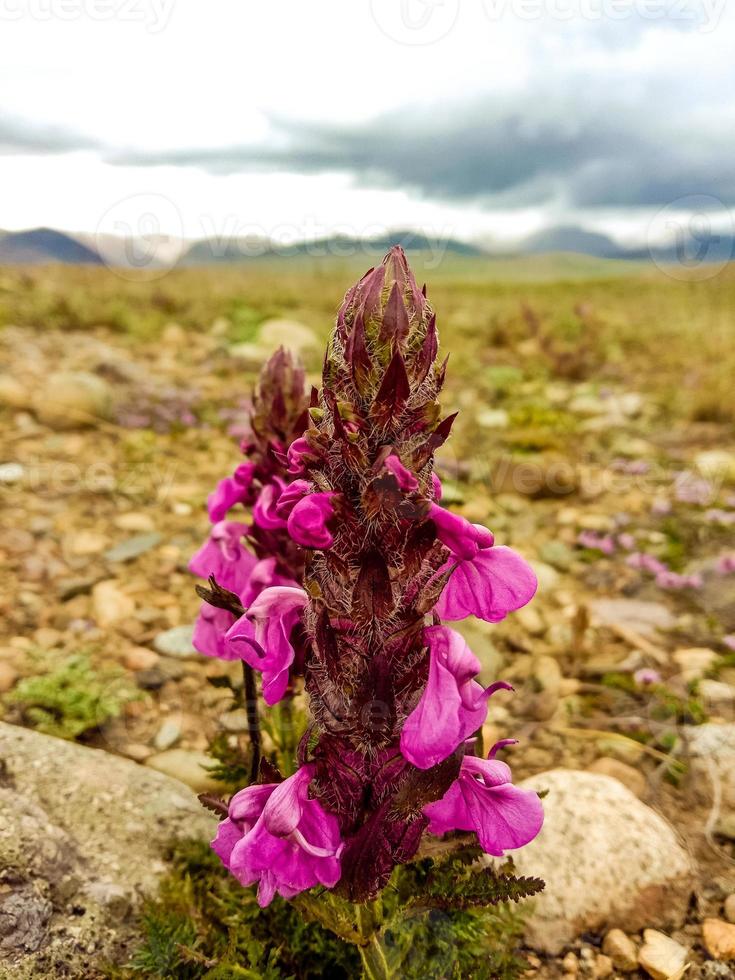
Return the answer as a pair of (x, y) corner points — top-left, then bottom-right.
(3, 652), (140, 740)
(112, 840), (534, 980)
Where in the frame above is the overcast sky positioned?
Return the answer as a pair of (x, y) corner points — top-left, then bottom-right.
(1, 0), (733, 248)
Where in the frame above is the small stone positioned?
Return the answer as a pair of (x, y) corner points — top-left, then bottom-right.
(638, 930), (688, 980)
(0, 462), (24, 484)
(119, 742), (153, 762)
(0, 374), (29, 409)
(517, 606), (546, 637)
(153, 625), (197, 659)
(153, 719), (182, 752)
(113, 512), (155, 532)
(594, 955), (613, 979)
(145, 749), (220, 794)
(672, 648), (720, 682)
(589, 598), (676, 637)
(531, 560), (561, 592)
(104, 532), (162, 563)
(588, 758), (646, 798)
(219, 708), (249, 733)
(258, 318), (319, 354)
(702, 918), (735, 961)
(724, 894), (735, 924)
(699, 679), (735, 716)
(34, 371), (113, 429)
(603, 930), (638, 973)
(135, 668), (167, 691)
(122, 646), (160, 671)
(695, 449), (735, 482)
(92, 580), (135, 628)
(68, 529), (109, 556)
(0, 662), (19, 693)
(477, 408), (509, 428)
(83, 881), (131, 922)
(562, 951), (579, 974)
(539, 540), (574, 570)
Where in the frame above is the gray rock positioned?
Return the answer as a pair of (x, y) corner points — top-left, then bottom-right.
(0, 721), (215, 978)
(510, 770), (694, 954)
(153, 718), (182, 751)
(688, 559), (735, 630)
(104, 532), (162, 564)
(152, 625), (197, 659)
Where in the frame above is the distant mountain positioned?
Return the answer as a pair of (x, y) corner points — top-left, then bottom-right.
(520, 225), (627, 258)
(0, 228), (102, 265)
(182, 229), (485, 265)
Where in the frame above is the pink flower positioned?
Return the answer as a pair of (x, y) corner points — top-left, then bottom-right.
(226, 586), (308, 704)
(193, 603), (244, 660)
(383, 454), (418, 492)
(253, 479), (287, 531)
(274, 479), (312, 520)
(287, 492), (338, 550)
(429, 503), (494, 560)
(400, 626), (512, 769)
(429, 507), (537, 624)
(577, 531), (616, 555)
(286, 437), (313, 475)
(431, 473), (443, 500)
(717, 554), (735, 575)
(423, 751), (544, 857)
(617, 533), (636, 551)
(634, 667), (661, 687)
(189, 521), (255, 593)
(208, 463), (256, 523)
(212, 765), (343, 906)
(724, 635), (735, 651)
(240, 556), (300, 606)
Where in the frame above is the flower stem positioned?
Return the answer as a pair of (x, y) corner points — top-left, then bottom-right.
(358, 935), (392, 980)
(241, 661), (261, 783)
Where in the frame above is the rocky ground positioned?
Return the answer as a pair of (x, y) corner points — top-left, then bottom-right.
(1, 260), (734, 978)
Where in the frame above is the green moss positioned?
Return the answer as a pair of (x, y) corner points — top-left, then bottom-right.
(114, 841), (535, 980)
(4, 652), (141, 740)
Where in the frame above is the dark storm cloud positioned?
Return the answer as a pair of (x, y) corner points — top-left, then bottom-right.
(109, 99), (735, 210)
(0, 117), (99, 156)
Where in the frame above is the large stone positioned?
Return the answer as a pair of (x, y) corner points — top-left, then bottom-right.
(638, 930), (689, 980)
(511, 770), (694, 954)
(32, 371), (113, 430)
(0, 721), (216, 979)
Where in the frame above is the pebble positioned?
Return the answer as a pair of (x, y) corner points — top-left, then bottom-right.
(0, 374), (29, 408)
(113, 512), (155, 532)
(153, 625), (197, 659)
(119, 743), (153, 762)
(33, 371), (113, 429)
(67, 529), (109, 556)
(145, 749), (221, 794)
(153, 719), (182, 752)
(593, 954), (613, 979)
(0, 461), (25, 484)
(724, 894), (735, 924)
(517, 606), (546, 636)
(530, 561), (561, 592)
(702, 918), (735, 961)
(603, 929), (638, 973)
(699, 679), (735, 716)
(589, 598), (676, 637)
(92, 580), (135, 628)
(219, 708), (250, 733)
(0, 662), (19, 693)
(672, 648), (720, 682)
(587, 757), (646, 798)
(135, 668), (168, 691)
(561, 951), (579, 974)
(104, 532), (162, 563)
(122, 647), (160, 671)
(638, 930), (688, 980)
